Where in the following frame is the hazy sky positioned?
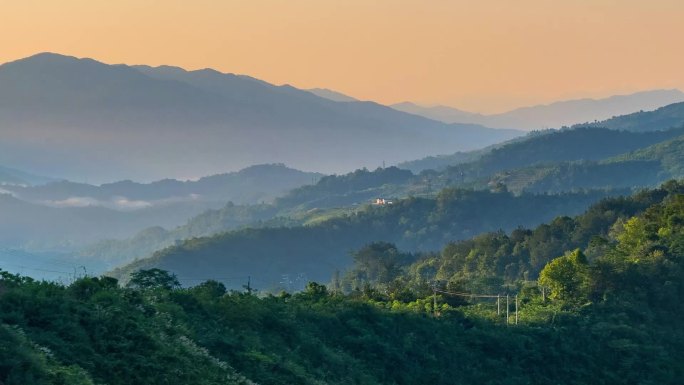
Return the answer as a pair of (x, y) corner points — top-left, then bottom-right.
(2, 0), (683, 113)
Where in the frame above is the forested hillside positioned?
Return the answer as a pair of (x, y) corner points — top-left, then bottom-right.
(436, 126), (684, 183)
(402, 119), (684, 174)
(580, 101), (684, 131)
(110, 188), (614, 290)
(343, 180), (684, 294)
(487, 133), (684, 193)
(2, 181), (682, 385)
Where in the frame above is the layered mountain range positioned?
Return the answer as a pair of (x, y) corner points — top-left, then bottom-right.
(0, 53), (520, 182)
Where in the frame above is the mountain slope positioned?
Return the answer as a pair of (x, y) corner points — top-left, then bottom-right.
(580, 101), (684, 132)
(485, 133), (684, 193)
(306, 87), (358, 102)
(610, 134), (684, 174)
(0, 53), (521, 181)
(436, 126), (684, 182)
(400, 100), (684, 173)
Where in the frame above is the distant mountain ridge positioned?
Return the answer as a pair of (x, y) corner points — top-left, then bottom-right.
(391, 89), (684, 130)
(0, 53), (520, 182)
(3, 164), (321, 209)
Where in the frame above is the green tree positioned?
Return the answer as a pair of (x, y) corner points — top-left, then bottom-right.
(350, 242), (403, 285)
(303, 282), (328, 298)
(538, 249), (589, 302)
(126, 268), (180, 290)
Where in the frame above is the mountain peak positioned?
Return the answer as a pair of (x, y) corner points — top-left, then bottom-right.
(7, 52), (97, 67)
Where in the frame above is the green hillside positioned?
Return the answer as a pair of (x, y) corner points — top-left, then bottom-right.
(437, 126), (684, 184)
(609, 134), (684, 175)
(403, 123), (684, 174)
(109, 188), (614, 290)
(580, 101), (684, 131)
(2, 181), (682, 385)
(488, 134), (684, 193)
(344, 180), (684, 295)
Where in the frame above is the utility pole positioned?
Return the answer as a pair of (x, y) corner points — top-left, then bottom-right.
(515, 295), (518, 325)
(432, 285), (437, 317)
(506, 295), (509, 325)
(497, 294), (500, 316)
(246, 276), (252, 295)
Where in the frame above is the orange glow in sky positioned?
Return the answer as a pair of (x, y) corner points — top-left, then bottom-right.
(2, 0), (683, 113)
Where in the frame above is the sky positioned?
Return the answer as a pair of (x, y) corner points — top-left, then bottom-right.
(2, 0), (683, 113)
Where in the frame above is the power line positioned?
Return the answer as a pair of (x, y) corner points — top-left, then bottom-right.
(433, 288), (501, 298)
(433, 288), (521, 325)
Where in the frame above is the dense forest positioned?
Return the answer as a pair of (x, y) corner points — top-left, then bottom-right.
(1, 180), (683, 384)
(342, 180), (684, 295)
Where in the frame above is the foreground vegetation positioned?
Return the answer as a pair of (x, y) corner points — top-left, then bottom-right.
(2, 181), (683, 384)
